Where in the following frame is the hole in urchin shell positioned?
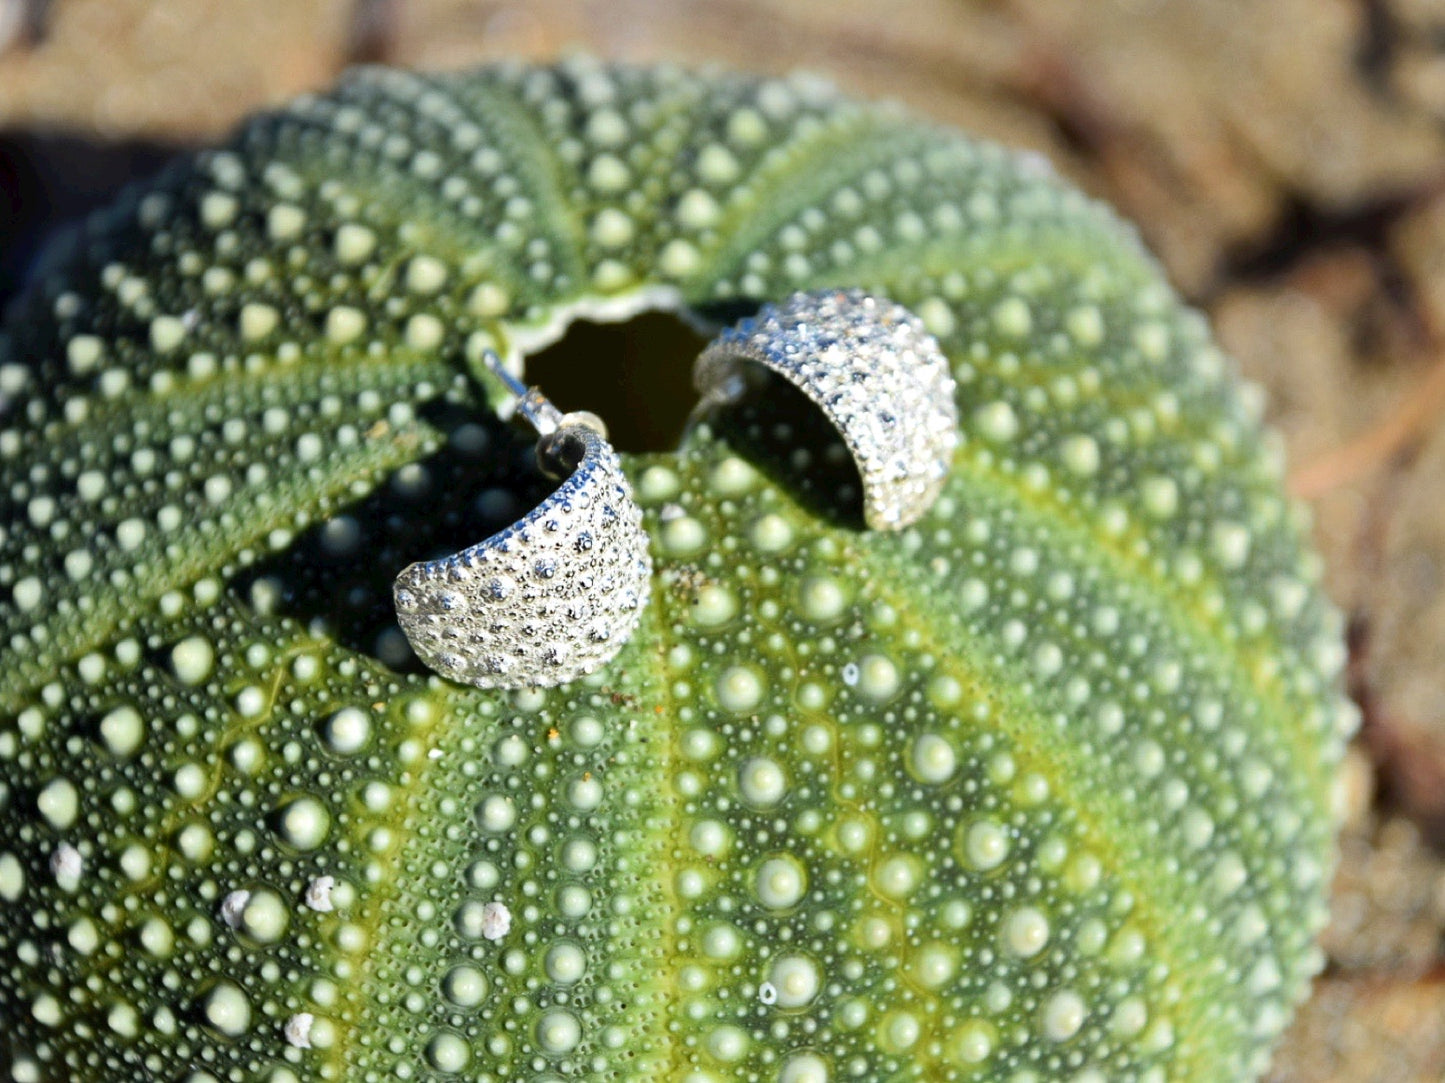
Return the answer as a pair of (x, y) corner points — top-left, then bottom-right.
(522, 310), (708, 454)
(519, 302), (866, 530)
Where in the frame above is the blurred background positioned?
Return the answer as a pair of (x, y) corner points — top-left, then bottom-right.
(2, 1), (1444, 1078)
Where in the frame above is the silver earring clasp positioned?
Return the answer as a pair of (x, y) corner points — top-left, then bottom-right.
(394, 351), (652, 689)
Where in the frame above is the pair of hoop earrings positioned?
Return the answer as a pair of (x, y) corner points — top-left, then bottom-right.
(394, 289), (959, 690)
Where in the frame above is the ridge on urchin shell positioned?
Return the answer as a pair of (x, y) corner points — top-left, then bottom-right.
(0, 57), (1352, 1083)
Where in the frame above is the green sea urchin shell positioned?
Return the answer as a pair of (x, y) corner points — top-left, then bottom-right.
(0, 59), (1353, 1082)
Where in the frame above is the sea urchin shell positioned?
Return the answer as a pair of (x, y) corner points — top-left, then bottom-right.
(0, 58), (1353, 1082)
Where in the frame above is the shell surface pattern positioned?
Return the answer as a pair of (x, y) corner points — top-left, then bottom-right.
(0, 60), (1352, 1082)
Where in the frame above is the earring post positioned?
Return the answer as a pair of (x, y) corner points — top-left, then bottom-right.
(480, 348), (563, 436)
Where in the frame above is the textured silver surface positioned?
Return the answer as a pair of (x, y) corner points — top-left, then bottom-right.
(695, 289), (959, 530)
(393, 424), (652, 689)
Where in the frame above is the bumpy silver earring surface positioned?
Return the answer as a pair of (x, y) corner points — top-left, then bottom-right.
(394, 352), (652, 689)
(694, 289), (958, 531)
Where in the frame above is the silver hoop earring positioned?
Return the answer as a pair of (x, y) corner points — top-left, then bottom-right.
(394, 351), (652, 689)
(694, 289), (958, 531)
